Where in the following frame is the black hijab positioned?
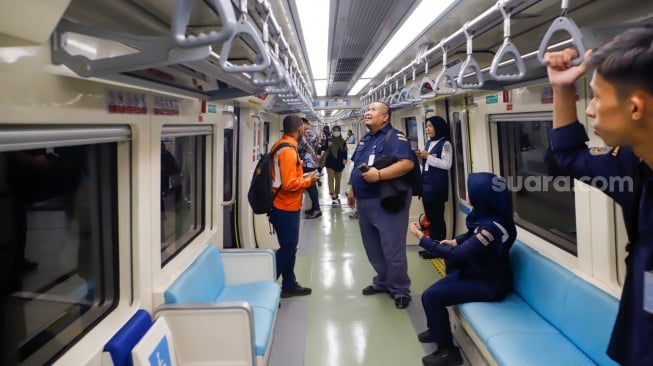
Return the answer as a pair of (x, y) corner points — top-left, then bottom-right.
(427, 116), (450, 141)
(466, 172), (516, 245)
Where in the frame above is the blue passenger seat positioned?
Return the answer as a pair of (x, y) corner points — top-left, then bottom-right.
(457, 241), (619, 365)
(103, 310), (153, 366)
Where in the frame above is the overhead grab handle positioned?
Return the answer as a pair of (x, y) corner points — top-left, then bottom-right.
(434, 42), (457, 95)
(251, 52), (285, 87)
(537, 0), (585, 66)
(489, 0), (526, 81)
(219, 1), (271, 73)
(458, 22), (484, 89)
(418, 58), (437, 99)
(51, 20), (211, 77)
(172, 0), (237, 47)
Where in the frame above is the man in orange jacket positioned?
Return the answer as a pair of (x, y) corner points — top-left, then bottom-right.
(270, 115), (320, 297)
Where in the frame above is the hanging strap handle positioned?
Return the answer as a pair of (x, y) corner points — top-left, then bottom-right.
(537, 0), (586, 66)
(219, 0), (271, 73)
(434, 42), (457, 95)
(489, 0), (526, 81)
(172, 0), (237, 47)
(418, 57), (437, 99)
(458, 22), (484, 89)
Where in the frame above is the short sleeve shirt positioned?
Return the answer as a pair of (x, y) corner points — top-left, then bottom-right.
(350, 123), (414, 199)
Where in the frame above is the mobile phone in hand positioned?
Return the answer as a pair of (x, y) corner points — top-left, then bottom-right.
(358, 163), (370, 173)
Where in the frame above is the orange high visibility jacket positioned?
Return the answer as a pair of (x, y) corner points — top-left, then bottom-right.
(271, 135), (312, 211)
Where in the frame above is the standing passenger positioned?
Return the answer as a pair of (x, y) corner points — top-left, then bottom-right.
(298, 118), (322, 219)
(270, 115), (319, 298)
(346, 129), (356, 144)
(347, 101), (415, 309)
(409, 172), (515, 366)
(415, 116), (452, 242)
(325, 125), (348, 203)
(545, 28), (653, 365)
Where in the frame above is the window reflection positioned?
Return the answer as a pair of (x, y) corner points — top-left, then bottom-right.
(160, 135), (205, 263)
(496, 120), (577, 254)
(1, 143), (118, 365)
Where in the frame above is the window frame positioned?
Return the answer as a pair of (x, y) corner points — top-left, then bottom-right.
(0, 124), (129, 365)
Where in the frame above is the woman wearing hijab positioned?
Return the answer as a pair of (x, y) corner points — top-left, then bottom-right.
(409, 172), (516, 366)
(416, 116), (453, 244)
(325, 125), (348, 203)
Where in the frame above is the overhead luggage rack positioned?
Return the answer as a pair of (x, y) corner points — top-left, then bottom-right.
(50, 0), (316, 115)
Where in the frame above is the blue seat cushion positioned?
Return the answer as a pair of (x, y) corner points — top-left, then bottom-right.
(216, 282), (281, 312)
(487, 333), (597, 366)
(459, 293), (559, 343)
(217, 282), (280, 356)
(103, 310), (153, 366)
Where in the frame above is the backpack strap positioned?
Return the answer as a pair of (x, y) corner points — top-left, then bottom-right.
(270, 142), (298, 205)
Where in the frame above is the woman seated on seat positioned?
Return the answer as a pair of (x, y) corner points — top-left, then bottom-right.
(409, 172), (516, 366)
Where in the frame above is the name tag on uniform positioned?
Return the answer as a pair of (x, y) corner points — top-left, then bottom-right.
(367, 154), (375, 166)
(645, 271), (653, 314)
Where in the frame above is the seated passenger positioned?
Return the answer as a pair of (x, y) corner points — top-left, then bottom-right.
(409, 172), (516, 366)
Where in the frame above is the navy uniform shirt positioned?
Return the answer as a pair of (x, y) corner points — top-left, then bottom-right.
(550, 121), (653, 366)
(351, 123), (414, 199)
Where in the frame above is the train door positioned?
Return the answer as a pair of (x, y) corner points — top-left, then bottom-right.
(449, 106), (472, 237)
(222, 107), (238, 248)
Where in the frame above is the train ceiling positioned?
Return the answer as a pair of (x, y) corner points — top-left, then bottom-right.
(54, 0), (653, 106)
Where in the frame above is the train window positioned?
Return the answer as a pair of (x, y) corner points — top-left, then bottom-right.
(0, 125), (128, 365)
(160, 126), (212, 264)
(451, 111), (471, 201)
(403, 116), (418, 149)
(492, 114), (577, 254)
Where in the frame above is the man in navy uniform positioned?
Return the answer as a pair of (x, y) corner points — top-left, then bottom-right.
(546, 28), (653, 365)
(347, 101), (415, 309)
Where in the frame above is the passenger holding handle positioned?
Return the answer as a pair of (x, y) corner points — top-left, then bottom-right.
(545, 28), (653, 365)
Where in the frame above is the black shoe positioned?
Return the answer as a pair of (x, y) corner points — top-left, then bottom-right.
(305, 211), (322, 219)
(281, 283), (312, 298)
(304, 209), (313, 214)
(395, 296), (411, 309)
(422, 346), (463, 366)
(362, 285), (389, 296)
(419, 250), (437, 259)
(418, 330), (435, 343)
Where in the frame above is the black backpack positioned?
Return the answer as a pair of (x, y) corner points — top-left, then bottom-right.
(248, 142), (294, 214)
(384, 129), (423, 197)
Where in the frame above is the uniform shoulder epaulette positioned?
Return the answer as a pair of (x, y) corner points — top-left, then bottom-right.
(589, 146), (615, 156)
(394, 130), (408, 142)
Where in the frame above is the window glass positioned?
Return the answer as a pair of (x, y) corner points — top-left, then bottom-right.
(160, 135), (206, 263)
(495, 119), (577, 253)
(1, 142), (119, 365)
(403, 116), (418, 150)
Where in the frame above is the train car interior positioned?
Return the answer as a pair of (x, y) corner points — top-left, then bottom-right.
(0, 0), (652, 365)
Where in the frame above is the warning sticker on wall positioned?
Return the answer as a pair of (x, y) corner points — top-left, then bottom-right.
(105, 89), (147, 114)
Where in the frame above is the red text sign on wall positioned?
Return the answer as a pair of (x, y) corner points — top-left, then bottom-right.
(105, 89), (147, 114)
(153, 96), (180, 115)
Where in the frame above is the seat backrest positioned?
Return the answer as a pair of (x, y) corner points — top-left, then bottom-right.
(131, 317), (177, 366)
(509, 240), (574, 326)
(510, 241), (619, 365)
(558, 277), (619, 365)
(164, 245), (226, 303)
(103, 310), (153, 366)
